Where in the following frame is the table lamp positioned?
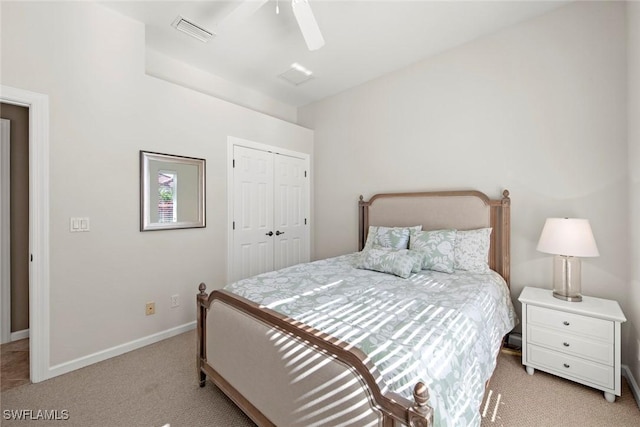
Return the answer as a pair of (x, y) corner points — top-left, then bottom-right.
(536, 218), (599, 302)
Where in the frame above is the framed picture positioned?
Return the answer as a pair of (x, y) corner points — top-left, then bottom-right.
(140, 151), (205, 231)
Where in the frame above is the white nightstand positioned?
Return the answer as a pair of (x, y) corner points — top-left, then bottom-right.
(519, 286), (626, 402)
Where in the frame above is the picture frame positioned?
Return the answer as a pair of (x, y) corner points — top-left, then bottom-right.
(140, 151), (205, 231)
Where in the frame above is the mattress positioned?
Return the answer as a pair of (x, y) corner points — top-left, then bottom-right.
(225, 253), (518, 426)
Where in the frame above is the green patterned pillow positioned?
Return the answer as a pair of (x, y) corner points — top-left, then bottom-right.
(358, 248), (420, 278)
(409, 229), (456, 273)
(363, 225), (421, 250)
(402, 249), (424, 273)
(454, 228), (492, 273)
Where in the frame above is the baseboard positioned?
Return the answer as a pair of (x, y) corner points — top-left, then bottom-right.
(10, 329), (29, 341)
(622, 364), (640, 410)
(47, 321), (196, 380)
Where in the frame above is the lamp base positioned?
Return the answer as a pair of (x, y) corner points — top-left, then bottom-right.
(552, 291), (582, 302)
(552, 255), (582, 303)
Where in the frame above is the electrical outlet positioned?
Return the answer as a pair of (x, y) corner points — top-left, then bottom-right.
(145, 302), (155, 315)
(171, 294), (179, 308)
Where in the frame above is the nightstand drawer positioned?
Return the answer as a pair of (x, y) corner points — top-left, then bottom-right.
(527, 324), (613, 365)
(527, 344), (614, 389)
(528, 305), (613, 341)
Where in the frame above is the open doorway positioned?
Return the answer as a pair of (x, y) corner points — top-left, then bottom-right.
(1, 103), (30, 390)
(0, 85), (50, 385)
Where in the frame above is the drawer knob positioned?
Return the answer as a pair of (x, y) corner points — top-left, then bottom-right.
(563, 363), (570, 368)
(563, 321), (570, 326)
(563, 342), (570, 347)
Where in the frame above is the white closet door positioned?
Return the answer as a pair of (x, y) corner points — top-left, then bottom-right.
(233, 146), (274, 281)
(273, 154), (308, 271)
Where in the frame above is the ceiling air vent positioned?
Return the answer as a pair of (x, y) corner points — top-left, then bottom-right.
(279, 63), (314, 86)
(172, 16), (215, 43)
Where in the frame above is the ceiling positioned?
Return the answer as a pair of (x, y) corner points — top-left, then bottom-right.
(102, 0), (570, 107)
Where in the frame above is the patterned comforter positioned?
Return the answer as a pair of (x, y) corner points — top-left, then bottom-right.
(225, 253), (518, 427)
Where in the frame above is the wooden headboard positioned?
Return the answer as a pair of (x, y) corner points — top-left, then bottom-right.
(358, 190), (511, 286)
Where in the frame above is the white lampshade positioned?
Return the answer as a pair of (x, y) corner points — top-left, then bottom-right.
(537, 218), (599, 257)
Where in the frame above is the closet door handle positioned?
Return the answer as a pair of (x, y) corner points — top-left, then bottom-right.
(266, 231), (273, 236)
(275, 231), (285, 236)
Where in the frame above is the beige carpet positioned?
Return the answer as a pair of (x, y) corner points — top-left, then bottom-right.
(1, 331), (254, 427)
(481, 349), (639, 427)
(1, 331), (638, 426)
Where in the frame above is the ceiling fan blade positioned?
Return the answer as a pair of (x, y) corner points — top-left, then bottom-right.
(291, 0), (325, 51)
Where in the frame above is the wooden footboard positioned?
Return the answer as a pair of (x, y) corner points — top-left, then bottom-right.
(197, 284), (433, 427)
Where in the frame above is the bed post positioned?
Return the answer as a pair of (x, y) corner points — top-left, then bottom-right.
(489, 189), (511, 287)
(197, 282), (208, 387)
(500, 190), (511, 286)
(359, 195), (370, 251)
(407, 382), (433, 427)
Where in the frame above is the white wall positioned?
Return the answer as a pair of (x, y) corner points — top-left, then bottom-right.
(0, 1), (312, 369)
(146, 48), (298, 123)
(627, 0), (640, 387)
(299, 1), (630, 353)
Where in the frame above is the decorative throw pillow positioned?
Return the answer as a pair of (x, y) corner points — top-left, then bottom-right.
(358, 247), (418, 278)
(409, 229), (456, 273)
(363, 225), (421, 250)
(402, 249), (424, 273)
(454, 228), (492, 273)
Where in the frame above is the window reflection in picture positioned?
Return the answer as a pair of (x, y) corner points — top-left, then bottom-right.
(158, 170), (177, 223)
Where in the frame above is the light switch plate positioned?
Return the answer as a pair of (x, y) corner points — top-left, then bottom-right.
(70, 217), (90, 232)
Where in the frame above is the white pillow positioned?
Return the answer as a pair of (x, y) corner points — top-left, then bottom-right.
(454, 228), (492, 273)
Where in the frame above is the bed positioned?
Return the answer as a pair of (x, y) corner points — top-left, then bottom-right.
(197, 189), (517, 427)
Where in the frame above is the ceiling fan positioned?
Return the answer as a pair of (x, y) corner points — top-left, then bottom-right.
(220, 0), (325, 51)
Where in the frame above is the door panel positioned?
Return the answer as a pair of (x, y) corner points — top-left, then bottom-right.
(233, 146), (274, 281)
(0, 118), (10, 343)
(273, 154), (308, 270)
